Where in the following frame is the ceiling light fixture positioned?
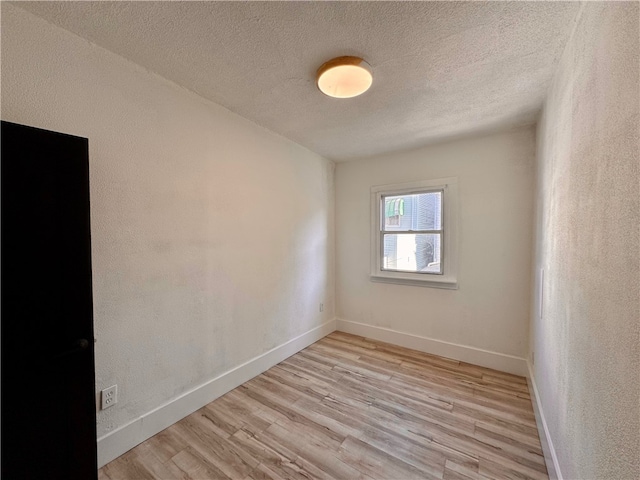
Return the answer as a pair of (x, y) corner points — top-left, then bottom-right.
(316, 56), (372, 99)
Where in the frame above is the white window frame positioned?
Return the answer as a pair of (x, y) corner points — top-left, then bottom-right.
(370, 177), (459, 289)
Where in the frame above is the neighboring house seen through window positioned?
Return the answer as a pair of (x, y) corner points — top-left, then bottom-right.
(371, 178), (458, 289)
(382, 191), (442, 274)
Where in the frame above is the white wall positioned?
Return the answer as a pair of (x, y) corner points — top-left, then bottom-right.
(1, 2), (334, 452)
(336, 127), (535, 371)
(531, 3), (639, 479)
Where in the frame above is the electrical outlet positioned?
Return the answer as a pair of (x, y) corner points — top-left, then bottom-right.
(101, 385), (117, 410)
(319, 303), (324, 312)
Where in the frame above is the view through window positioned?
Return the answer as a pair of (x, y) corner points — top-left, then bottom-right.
(382, 191), (443, 274)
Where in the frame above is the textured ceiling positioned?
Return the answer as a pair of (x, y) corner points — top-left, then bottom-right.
(15, 1), (580, 161)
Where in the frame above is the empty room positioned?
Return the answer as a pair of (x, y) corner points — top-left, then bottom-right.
(1, 2), (638, 480)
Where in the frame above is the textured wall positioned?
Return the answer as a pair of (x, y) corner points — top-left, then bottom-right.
(336, 128), (535, 358)
(531, 3), (639, 479)
(1, 4), (335, 439)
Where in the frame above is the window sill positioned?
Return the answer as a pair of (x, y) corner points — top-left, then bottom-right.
(370, 273), (458, 289)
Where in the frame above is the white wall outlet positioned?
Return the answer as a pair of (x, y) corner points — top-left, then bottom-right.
(319, 303), (324, 312)
(101, 385), (117, 410)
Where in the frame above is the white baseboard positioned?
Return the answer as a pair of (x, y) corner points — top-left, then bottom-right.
(527, 361), (563, 480)
(336, 319), (528, 376)
(97, 318), (337, 468)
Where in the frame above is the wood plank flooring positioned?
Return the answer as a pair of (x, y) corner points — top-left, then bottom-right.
(99, 332), (548, 480)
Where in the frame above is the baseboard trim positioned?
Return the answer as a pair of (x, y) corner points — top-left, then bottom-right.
(527, 361), (563, 480)
(97, 318), (337, 468)
(336, 319), (527, 376)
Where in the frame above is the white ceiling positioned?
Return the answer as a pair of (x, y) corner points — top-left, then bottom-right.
(15, 1), (580, 161)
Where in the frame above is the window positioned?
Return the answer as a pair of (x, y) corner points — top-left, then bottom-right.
(370, 178), (458, 288)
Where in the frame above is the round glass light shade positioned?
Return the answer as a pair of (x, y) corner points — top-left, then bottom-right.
(316, 56), (372, 98)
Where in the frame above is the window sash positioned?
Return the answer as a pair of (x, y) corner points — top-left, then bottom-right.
(380, 232), (444, 275)
(380, 189), (444, 233)
(381, 229), (442, 234)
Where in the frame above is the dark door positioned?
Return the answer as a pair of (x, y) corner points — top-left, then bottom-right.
(1, 121), (98, 479)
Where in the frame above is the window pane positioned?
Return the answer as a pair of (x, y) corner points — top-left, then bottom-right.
(383, 233), (441, 273)
(383, 192), (442, 231)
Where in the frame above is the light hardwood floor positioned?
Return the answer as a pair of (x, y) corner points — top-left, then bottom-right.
(99, 332), (548, 480)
